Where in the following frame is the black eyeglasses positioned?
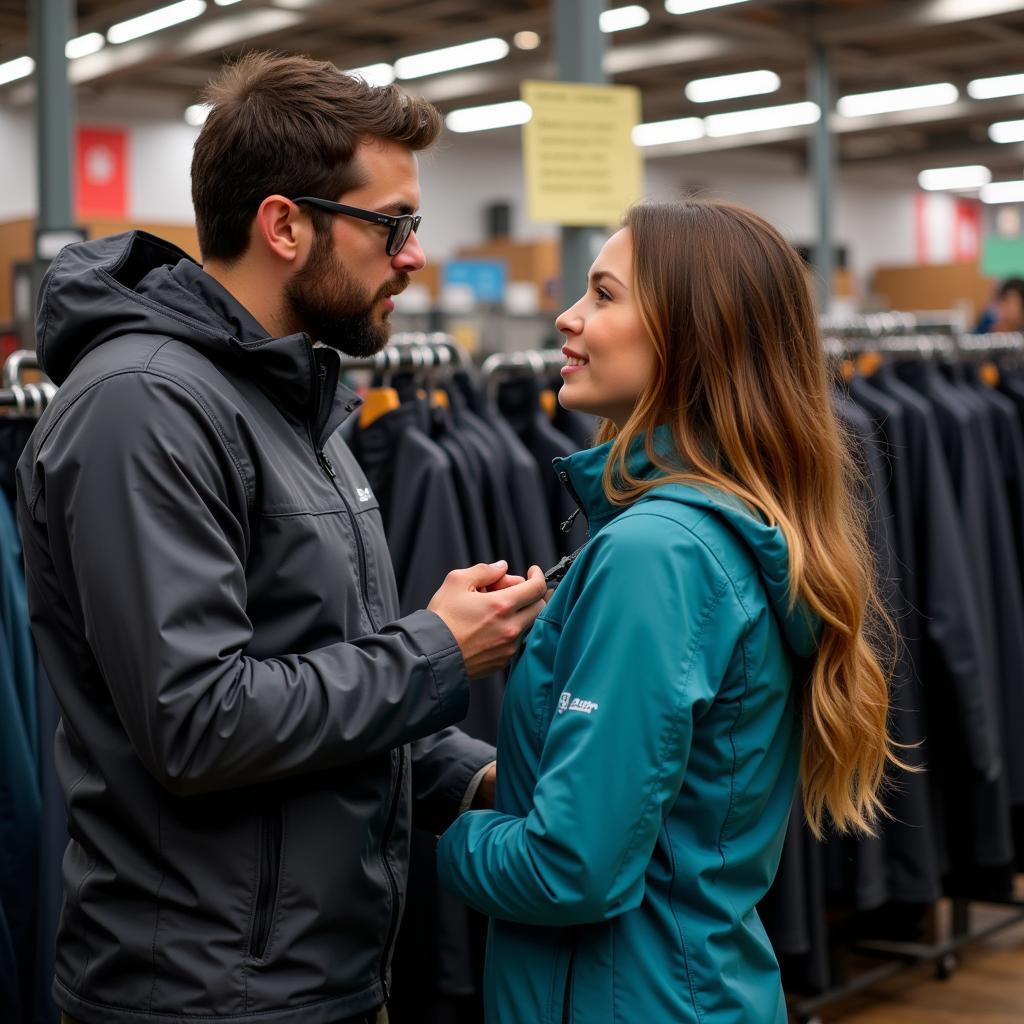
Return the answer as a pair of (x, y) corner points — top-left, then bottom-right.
(291, 197), (421, 257)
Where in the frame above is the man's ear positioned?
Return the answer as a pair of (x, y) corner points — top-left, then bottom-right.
(253, 196), (308, 265)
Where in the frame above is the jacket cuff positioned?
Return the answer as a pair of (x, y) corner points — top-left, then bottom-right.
(398, 608), (470, 722)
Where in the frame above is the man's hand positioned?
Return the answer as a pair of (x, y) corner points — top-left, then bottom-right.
(428, 561), (547, 679)
(471, 763), (496, 809)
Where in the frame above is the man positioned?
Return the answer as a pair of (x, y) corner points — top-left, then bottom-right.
(18, 52), (547, 1024)
(994, 277), (1024, 332)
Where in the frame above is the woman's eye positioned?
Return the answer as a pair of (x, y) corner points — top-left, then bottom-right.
(595, 287), (611, 301)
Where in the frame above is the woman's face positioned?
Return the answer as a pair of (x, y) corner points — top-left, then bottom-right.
(555, 227), (656, 429)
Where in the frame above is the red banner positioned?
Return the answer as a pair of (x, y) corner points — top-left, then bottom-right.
(76, 126), (128, 218)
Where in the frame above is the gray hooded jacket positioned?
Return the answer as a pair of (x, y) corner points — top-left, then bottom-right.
(17, 231), (494, 1024)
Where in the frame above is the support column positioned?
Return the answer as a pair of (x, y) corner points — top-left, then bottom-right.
(32, 0), (74, 242)
(554, 0), (607, 308)
(809, 41), (835, 314)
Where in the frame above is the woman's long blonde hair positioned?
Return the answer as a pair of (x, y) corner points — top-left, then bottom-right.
(599, 198), (898, 837)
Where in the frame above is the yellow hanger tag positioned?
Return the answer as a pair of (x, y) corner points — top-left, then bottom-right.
(359, 387), (400, 429)
(539, 388), (557, 420)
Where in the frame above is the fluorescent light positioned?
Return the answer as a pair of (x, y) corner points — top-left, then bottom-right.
(445, 100), (531, 133)
(968, 72), (1024, 100)
(348, 63), (395, 86)
(600, 6), (650, 32)
(632, 116), (704, 146)
(981, 180), (1024, 204)
(214, 0), (243, 4)
(665, 0), (750, 12)
(394, 37), (509, 80)
(989, 118), (1024, 144)
(514, 31), (541, 50)
(918, 165), (991, 191)
(836, 83), (958, 118)
(185, 102), (211, 126)
(704, 100), (819, 137)
(685, 69), (780, 103)
(0, 56), (34, 85)
(107, 0), (207, 45)
(66, 32), (105, 59)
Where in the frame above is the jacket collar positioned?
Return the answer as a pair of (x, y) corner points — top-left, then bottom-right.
(554, 424), (677, 534)
(166, 259), (362, 446)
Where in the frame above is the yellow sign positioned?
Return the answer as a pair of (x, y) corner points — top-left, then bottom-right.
(521, 80), (642, 227)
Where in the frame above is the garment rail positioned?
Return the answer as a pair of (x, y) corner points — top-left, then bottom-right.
(0, 350), (54, 415)
(794, 328), (1024, 1024)
(335, 333), (471, 376)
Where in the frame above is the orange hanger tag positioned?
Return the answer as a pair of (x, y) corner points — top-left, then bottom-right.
(539, 388), (557, 420)
(432, 389), (450, 409)
(841, 359), (856, 382)
(855, 351), (883, 377)
(359, 387), (400, 429)
(979, 362), (1000, 389)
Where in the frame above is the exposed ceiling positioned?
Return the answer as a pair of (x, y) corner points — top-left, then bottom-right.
(5, 0), (1024, 180)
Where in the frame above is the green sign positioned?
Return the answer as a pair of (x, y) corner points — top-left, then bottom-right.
(982, 236), (1024, 277)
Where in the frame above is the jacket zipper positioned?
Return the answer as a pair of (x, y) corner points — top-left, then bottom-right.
(561, 930), (577, 1024)
(312, 440), (380, 633)
(311, 429), (399, 998)
(378, 746), (405, 1001)
(249, 806), (282, 959)
(557, 471), (588, 535)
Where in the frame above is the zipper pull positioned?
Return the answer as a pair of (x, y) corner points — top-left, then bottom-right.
(317, 449), (336, 479)
(559, 508), (581, 534)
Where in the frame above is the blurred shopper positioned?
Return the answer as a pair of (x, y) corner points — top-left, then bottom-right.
(437, 199), (899, 1023)
(976, 276), (1024, 333)
(18, 52), (546, 1024)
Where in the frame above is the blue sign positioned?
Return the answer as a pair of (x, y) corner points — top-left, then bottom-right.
(443, 260), (507, 303)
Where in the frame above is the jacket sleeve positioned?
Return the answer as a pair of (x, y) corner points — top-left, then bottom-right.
(435, 512), (743, 926)
(410, 727), (495, 834)
(21, 370), (471, 796)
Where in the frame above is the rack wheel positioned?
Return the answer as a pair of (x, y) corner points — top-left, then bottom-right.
(936, 952), (958, 980)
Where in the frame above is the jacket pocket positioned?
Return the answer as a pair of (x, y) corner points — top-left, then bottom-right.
(248, 805), (283, 960)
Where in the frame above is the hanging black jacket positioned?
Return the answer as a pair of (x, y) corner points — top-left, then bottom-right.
(17, 231), (494, 1024)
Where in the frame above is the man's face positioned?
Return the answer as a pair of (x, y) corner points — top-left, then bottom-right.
(285, 138), (425, 357)
(996, 288), (1024, 332)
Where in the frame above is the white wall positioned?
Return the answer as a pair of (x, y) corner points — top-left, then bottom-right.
(0, 102), (922, 291)
(0, 104), (38, 218)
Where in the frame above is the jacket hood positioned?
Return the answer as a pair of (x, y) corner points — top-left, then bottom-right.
(556, 427), (821, 659)
(37, 231), (227, 385)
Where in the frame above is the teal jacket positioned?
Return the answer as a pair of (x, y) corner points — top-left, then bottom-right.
(436, 430), (819, 1023)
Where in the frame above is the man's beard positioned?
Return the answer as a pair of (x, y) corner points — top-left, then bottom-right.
(284, 231), (408, 358)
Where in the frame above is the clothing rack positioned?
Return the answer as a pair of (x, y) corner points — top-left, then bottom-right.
(334, 333), (472, 376)
(479, 348), (564, 400)
(0, 350), (55, 415)
(794, 323), (1024, 1022)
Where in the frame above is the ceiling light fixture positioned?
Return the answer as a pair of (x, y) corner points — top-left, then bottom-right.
(704, 100), (819, 137)
(514, 30), (541, 50)
(967, 72), (1024, 100)
(185, 102), (211, 126)
(981, 180), (1024, 204)
(65, 32), (105, 60)
(989, 118), (1024, 143)
(107, 0), (207, 45)
(632, 116), (705, 146)
(445, 99), (532, 133)
(600, 6), (651, 32)
(394, 38), (509, 80)
(918, 165), (992, 191)
(0, 55), (34, 85)
(665, 0), (750, 13)
(836, 83), (958, 118)
(685, 69), (780, 104)
(347, 63), (395, 86)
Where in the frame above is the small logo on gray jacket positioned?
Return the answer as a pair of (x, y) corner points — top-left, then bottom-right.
(356, 488), (373, 503)
(557, 691), (598, 715)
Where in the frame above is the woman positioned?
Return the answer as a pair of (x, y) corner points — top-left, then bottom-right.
(435, 199), (896, 1023)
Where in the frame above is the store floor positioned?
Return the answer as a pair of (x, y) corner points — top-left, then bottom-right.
(800, 898), (1024, 1023)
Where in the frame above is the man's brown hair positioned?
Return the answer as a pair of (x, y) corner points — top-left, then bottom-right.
(191, 51), (442, 261)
